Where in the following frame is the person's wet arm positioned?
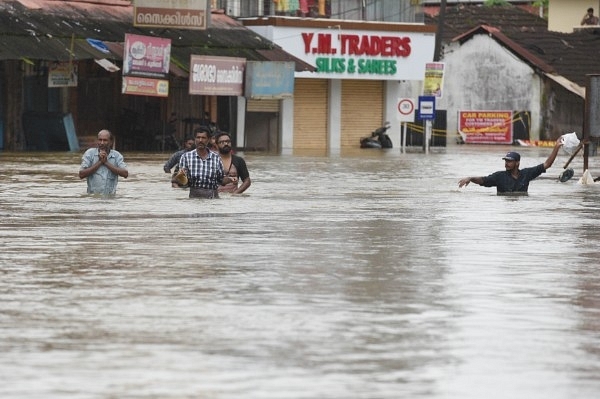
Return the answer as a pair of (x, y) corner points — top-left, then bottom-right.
(458, 176), (485, 188)
(234, 177), (251, 194)
(104, 161), (128, 178)
(164, 151), (181, 173)
(543, 139), (564, 170)
(106, 153), (128, 178)
(232, 158), (251, 194)
(79, 152), (101, 179)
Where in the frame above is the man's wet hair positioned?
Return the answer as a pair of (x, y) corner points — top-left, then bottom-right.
(215, 131), (231, 142)
(193, 126), (211, 136)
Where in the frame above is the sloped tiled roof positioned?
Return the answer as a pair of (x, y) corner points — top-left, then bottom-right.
(508, 29), (600, 87)
(453, 25), (556, 74)
(427, 4), (600, 92)
(0, 0), (314, 73)
(425, 4), (548, 43)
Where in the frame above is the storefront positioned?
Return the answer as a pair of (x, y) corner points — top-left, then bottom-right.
(243, 17), (437, 153)
(0, 2), (312, 152)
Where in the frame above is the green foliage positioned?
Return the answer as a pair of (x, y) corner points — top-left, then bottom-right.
(483, 0), (509, 5)
(533, 0), (549, 19)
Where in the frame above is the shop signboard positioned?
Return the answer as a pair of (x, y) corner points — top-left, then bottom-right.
(245, 61), (295, 99)
(189, 55), (245, 96)
(123, 34), (171, 79)
(48, 62), (77, 88)
(122, 76), (169, 97)
(133, 0), (207, 30)
(122, 34), (170, 97)
(247, 25), (436, 81)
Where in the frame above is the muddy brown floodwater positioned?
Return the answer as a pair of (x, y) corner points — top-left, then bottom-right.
(1, 146), (600, 399)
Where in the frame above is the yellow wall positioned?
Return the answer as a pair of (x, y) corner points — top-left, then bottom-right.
(548, 0), (600, 32)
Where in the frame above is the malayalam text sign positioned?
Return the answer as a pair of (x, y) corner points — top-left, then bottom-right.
(459, 110), (513, 144)
(134, 0), (207, 30)
(189, 55), (245, 96)
(122, 76), (169, 97)
(123, 34), (171, 79)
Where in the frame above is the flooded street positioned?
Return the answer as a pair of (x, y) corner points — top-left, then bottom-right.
(1, 145), (600, 399)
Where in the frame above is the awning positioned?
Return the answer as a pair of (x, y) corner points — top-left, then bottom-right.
(0, 1), (315, 73)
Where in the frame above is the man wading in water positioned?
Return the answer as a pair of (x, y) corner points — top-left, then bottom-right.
(177, 127), (237, 199)
(79, 129), (128, 195)
(215, 131), (252, 195)
(458, 138), (563, 194)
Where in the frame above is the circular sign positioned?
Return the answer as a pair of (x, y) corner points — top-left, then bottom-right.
(398, 98), (415, 115)
(130, 41), (147, 59)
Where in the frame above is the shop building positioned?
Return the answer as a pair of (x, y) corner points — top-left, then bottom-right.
(243, 17), (437, 153)
(0, 0), (310, 152)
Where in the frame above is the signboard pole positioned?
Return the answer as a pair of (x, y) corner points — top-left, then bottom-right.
(401, 122), (407, 153)
(584, 74), (600, 171)
(425, 120), (432, 154)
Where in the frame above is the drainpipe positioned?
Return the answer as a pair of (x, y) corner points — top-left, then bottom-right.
(362, 0), (366, 20)
(433, 0), (447, 62)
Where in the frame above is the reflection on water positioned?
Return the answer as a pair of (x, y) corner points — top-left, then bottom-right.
(1, 147), (600, 399)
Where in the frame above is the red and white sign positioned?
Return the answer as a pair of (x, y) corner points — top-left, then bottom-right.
(397, 98), (415, 122)
(247, 25), (436, 81)
(123, 34), (171, 78)
(459, 110), (513, 144)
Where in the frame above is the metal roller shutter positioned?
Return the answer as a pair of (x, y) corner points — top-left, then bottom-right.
(293, 78), (328, 150)
(341, 80), (384, 148)
(247, 99), (280, 112)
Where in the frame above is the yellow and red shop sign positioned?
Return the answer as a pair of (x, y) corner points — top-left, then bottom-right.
(459, 111), (513, 144)
(122, 76), (169, 97)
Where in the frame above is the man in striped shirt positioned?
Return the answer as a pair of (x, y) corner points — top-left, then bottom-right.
(178, 127), (237, 198)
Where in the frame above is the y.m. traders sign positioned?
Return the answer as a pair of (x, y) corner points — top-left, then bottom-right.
(259, 26), (435, 80)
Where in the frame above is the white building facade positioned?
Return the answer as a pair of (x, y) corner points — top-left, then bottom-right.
(244, 18), (436, 153)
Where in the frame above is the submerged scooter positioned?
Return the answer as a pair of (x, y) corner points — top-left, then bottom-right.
(360, 122), (393, 149)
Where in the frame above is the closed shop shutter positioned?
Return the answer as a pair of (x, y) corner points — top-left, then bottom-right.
(247, 99), (280, 112)
(293, 78), (328, 150)
(341, 80), (384, 148)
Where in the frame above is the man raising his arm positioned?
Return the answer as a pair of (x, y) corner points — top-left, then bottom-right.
(458, 139), (563, 194)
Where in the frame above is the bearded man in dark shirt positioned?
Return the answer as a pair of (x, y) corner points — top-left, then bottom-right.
(458, 139), (563, 194)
